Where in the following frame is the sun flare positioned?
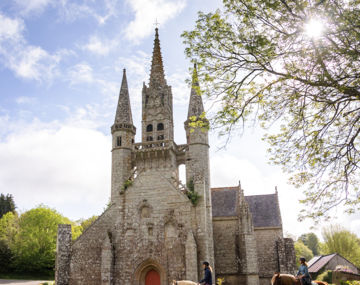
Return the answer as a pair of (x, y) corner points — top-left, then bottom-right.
(304, 18), (325, 38)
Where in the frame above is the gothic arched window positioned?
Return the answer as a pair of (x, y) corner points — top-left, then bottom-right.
(157, 123), (164, 131)
(146, 136), (153, 142)
(157, 135), (164, 140)
(146, 124), (153, 132)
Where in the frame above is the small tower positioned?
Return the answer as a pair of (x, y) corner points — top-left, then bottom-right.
(141, 28), (174, 143)
(111, 69), (136, 203)
(184, 64), (215, 276)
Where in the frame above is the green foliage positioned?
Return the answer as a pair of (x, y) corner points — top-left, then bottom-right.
(0, 193), (16, 219)
(182, 0), (360, 222)
(317, 270), (333, 283)
(0, 205), (83, 275)
(0, 212), (18, 272)
(79, 215), (98, 232)
(321, 225), (360, 267)
(186, 179), (200, 206)
(10, 206), (71, 273)
(299, 233), (320, 256)
(122, 179), (133, 192)
(294, 240), (314, 267)
(342, 281), (360, 285)
(0, 239), (13, 273)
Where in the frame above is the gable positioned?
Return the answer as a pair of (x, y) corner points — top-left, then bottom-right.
(211, 187), (282, 228)
(245, 194), (282, 228)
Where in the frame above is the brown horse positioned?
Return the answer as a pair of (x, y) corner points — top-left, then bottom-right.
(271, 273), (328, 285)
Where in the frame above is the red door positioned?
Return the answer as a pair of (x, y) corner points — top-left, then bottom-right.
(145, 269), (160, 285)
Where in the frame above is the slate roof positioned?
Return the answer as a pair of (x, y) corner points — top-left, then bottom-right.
(307, 256), (323, 268)
(211, 187), (282, 228)
(308, 253), (340, 273)
(245, 194), (282, 228)
(211, 187), (238, 217)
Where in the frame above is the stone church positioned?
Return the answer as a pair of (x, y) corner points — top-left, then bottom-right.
(55, 29), (296, 285)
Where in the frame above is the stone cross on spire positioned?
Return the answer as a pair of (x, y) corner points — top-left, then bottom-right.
(187, 63), (205, 118)
(114, 69), (133, 124)
(149, 28), (166, 88)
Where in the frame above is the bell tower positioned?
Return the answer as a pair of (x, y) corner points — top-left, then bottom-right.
(141, 28), (174, 143)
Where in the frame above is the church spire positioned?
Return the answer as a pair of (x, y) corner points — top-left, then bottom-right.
(187, 63), (205, 118)
(149, 28), (166, 87)
(114, 69), (133, 125)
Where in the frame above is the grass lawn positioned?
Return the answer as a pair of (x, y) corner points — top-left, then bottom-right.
(0, 272), (54, 281)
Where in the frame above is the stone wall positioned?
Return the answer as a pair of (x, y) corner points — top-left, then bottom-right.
(69, 205), (117, 285)
(276, 238), (296, 275)
(213, 218), (239, 275)
(254, 228), (283, 277)
(55, 224), (72, 285)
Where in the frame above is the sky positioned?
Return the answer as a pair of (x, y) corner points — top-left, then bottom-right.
(0, 0), (359, 239)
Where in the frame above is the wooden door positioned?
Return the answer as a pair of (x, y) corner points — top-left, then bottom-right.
(145, 269), (160, 285)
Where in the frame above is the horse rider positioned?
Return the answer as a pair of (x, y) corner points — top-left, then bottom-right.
(297, 257), (311, 285)
(198, 261), (212, 285)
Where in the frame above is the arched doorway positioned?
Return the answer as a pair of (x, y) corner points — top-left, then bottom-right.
(145, 269), (160, 285)
(133, 258), (165, 285)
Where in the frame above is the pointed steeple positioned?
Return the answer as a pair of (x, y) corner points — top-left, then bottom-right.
(114, 69), (133, 124)
(149, 28), (166, 88)
(187, 63), (205, 118)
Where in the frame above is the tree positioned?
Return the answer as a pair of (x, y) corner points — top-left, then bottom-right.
(0, 212), (18, 273)
(182, 0), (360, 222)
(0, 193), (16, 218)
(294, 240), (314, 267)
(321, 225), (360, 267)
(10, 206), (79, 273)
(299, 233), (320, 256)
(79, 215), (98, 232)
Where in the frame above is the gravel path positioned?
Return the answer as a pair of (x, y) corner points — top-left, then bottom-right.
(0, 280), (51, 285)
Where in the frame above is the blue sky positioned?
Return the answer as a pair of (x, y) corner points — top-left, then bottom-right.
(0, 0), (359, 237)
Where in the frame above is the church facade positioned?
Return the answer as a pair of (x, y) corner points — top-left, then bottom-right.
(55, 29), (296, 285)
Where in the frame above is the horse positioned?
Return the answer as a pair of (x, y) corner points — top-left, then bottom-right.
(271, 273), (328, 285)
(171, 280), (198, 285)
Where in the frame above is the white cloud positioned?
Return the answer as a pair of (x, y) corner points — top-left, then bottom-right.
(81, 35), (118, 55)
(0, 14), (24, 41)
(124, 0), (187, 42)
(0, 13), (63, 82)
(8, 46), (61, 81)
(68, 63), (94, 84)
(15, 96), (37, 104)
(0, 117), (111, 220)
(59, 0), (121, 25)
(14, 0), (54, 16)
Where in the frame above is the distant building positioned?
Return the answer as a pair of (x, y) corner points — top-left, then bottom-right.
(308, 253), (360, 281)
(55, 28), (296, 285)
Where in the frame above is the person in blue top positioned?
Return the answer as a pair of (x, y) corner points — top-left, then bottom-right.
(297, 257), (311, 285)
(199, 261), (212, 285)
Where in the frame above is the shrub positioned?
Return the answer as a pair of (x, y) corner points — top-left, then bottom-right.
(317, 270), (332, 283)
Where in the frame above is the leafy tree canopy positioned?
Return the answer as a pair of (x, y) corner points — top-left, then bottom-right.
(10, 206), (80, 273)
(299, 232), (320, 256)
(321, 224), (360, 267)
(294, 240), (314, 267)
(182, 0), (360, 222)
(78, 215), (98, 232)
(0, 193), (16, 218)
